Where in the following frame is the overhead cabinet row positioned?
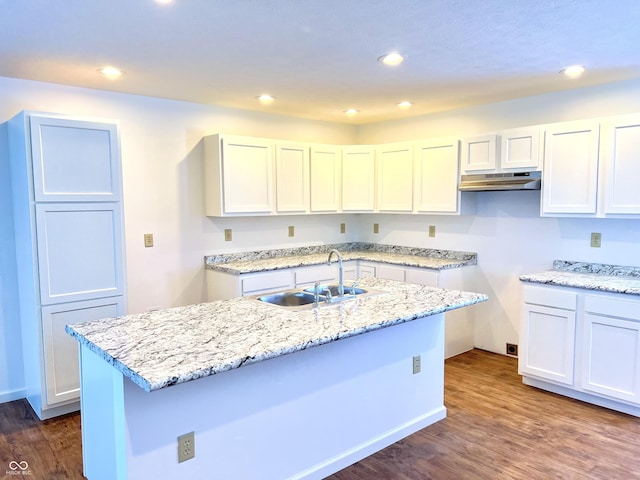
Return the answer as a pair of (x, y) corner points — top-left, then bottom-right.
(203, 134), (467, 217)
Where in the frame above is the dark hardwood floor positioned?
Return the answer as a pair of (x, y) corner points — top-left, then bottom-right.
(2, 349), (640, 479)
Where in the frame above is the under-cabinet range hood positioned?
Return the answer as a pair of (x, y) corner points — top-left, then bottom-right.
(458, 171), (541, 192)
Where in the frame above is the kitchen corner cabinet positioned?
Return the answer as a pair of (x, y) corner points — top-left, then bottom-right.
(310, 145), (341, 212)
(541, 120), (600, 216)
(600, 114), (640, 214)
(6, 112), (126, 419)
(520, 284), (640, 416)
(276, 142), (309, 213)
(204, 134), (275, 216)
(376, 143), (413, 212)
(341, 146), (375, 212)
(413, 138), (461, 214)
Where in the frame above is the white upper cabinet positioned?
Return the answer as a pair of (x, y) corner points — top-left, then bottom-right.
(275, 142), (309, 213)
(500, 127), (541, 171)
(541, 120), (600, 216)
(310, 145), (341, 212)
(601, 114), (640, 214)
(460, 134), (498, 173)
(413, 138), (460, 214)
(376, 143), (413, 212)
(30, 115), (121, 202)
(341, 146), (375, 212)
(204, 134), (275, 216)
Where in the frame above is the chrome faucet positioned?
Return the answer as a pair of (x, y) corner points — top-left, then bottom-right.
(327, 249), (344, 296)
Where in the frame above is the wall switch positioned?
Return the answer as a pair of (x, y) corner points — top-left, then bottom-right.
(428, 225), (436, 238)
(412, 355), (421, 374)
(144, 233), (154, 248)
(288, 225), (295, 237)
(373, 223), (379, 234)
(590, 232), (601, 248)
(340, 223), (346, 234)
(177, 432), (195, 463)
(224, 229), (232, 242)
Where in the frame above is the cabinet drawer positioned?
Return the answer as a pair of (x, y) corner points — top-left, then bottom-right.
(523, 285), (577, 310)
(241, 271), (294, 295)
(585, 294), (640, 321)
(295, 265), (337, 286)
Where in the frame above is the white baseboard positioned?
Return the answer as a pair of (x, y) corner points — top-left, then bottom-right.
(0, 388), (26, 404)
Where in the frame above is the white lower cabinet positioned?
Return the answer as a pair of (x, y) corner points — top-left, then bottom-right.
(520, 284), (640, 415)
(42, 297), (124, 405)
(519, 286), (576, 385)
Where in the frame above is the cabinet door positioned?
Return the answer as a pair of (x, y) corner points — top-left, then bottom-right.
(375, 264), (406, 281)
(541, 121), (600, 215)
(222, 136), (274, 214)
(342, 146), (375, 212)
(30, 115), (121, 202)
(358, 264), (376, 278)
(35, 203), (125, 305)
(275, 143), (309, 213)
(582, 313), (640, 403)
(601, 115), (640, 214)
(310, 145), (341, 212)
(240, 270), (295, 296)
(519, 303), (576, 385)
(42, 296), (125, 406)
(460, 134), (498, 173)
(376, 143), (413, 212)
(295, 264), (338, 287)
(414, 138), (460, 213)
(405, 268), (439, 287)
(500, 127), (541, 171)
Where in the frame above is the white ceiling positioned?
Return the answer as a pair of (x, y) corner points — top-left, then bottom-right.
(2, 0), (640, 124)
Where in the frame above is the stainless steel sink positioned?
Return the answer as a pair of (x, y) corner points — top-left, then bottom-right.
(258, 291), (317, 307)
(303, 285), (368, 297)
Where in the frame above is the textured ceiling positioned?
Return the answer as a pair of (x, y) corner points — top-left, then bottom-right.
(1, 0), (640, 124)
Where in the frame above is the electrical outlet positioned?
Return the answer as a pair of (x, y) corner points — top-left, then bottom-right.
(506, 343), (518, 357)
(177, 432), (195, 463)
(412, 355), (421, 374)
(373, 223), (379, 234)
(428, 225), (436, 238)
(340, 223), (346, 234)
(143, 233), (154, 248)
(591, 232), (601, 248)
(288, 225), (295, 237)
(224, 228), (232, 242)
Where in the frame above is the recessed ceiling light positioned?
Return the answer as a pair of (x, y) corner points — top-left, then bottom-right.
(343, 109), (359, 116)
(398, 101), (413, 109)
(97, 66), (124, 80)
(257, 94), (275, 104)
(155, 0), (174, 4)
(377, 52), (406, 66)
(561, 65), (586, 79)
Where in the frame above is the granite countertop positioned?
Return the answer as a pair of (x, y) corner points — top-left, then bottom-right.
(66, 277), (487, 392)
(205, 242), (477, 274)
(520, 260), (640, 295)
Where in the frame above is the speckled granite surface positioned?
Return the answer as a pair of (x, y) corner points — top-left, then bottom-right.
(66, 277), (487, 392)
(205, 242), (477, 274)
(520, 260), (640, 295)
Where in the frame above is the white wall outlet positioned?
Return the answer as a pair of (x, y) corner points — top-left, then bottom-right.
(224, 228), (232, 242)
(143, 233), (154, 248)
(591, 232), (601, 248)
(177, 431), (195, 463)
(412, 355), (421, 374)
(428, 225), (436, 238)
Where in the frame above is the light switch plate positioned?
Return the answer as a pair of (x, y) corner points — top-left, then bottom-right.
(340, 223), (346, 234)
(288, 225), (295, 237)
(144, 233), (154, 248)
(591, 232), (601, 248)
(428, 225), (436, 238)
(224, 229), (232, 242)
(373, 223), (379, 234)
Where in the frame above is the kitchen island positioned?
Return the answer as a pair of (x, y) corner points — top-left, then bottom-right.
(67, 278), (487, 480)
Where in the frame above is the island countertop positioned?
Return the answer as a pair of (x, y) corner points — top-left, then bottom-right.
(66, 278), (487, 392)
(205, 242), (477, 274)
(520, 260), (640, 295)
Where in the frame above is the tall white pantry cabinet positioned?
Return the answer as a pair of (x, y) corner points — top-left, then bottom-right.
(6, 112), (126, 420)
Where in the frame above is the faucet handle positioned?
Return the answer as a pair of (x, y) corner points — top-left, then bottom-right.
(322, 286), (332, 303)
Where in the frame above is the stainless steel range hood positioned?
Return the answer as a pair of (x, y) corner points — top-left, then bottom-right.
(459, 171), (541, 192)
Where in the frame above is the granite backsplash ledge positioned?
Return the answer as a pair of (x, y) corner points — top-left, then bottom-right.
(553, 260), (640, 277)
(205, 242), (477, 267)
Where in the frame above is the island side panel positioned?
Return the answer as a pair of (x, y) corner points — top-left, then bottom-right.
(119, 315), (445, 480)
(79, 344), (127, 480)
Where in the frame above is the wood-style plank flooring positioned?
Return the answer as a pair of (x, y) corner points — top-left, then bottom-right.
(2, 349), (640, 479)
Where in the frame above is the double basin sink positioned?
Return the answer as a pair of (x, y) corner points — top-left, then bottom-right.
(255, 284), (382, 311)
